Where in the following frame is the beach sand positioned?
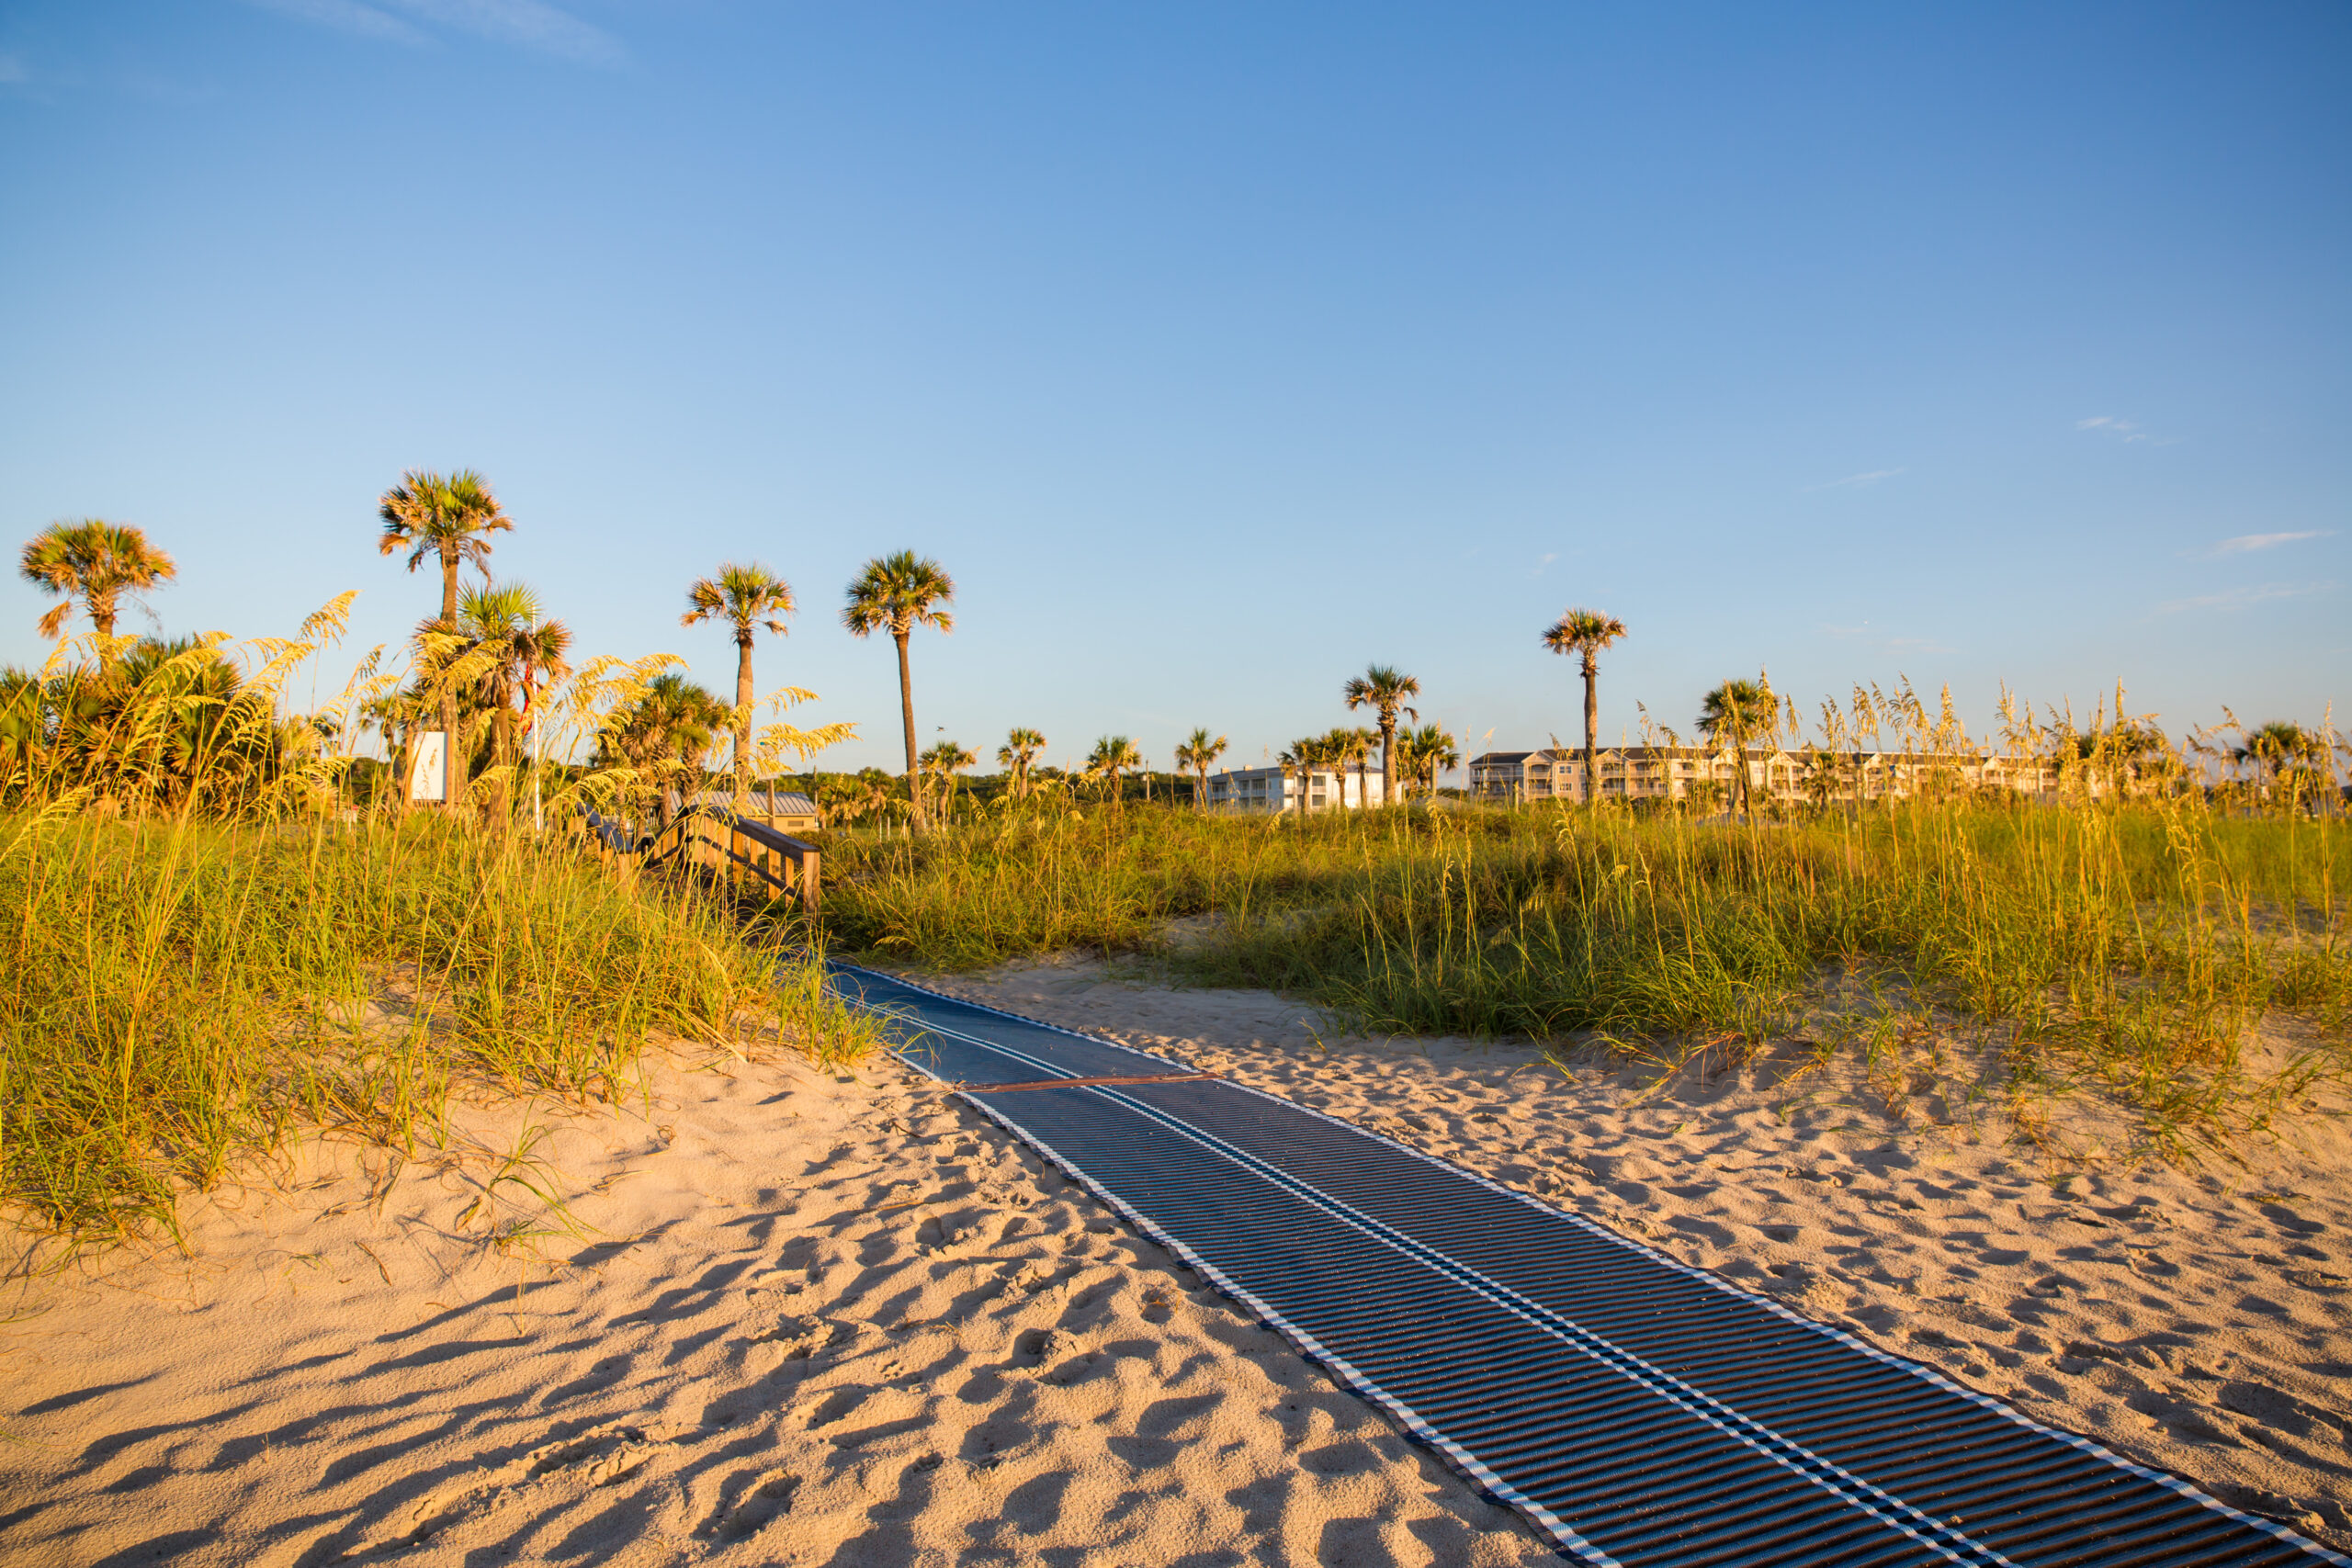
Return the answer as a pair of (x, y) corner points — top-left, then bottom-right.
(6, 957), (2347, 1563)
(905, 955), (2352, 1552)
(0, 1036), (1549, 1567)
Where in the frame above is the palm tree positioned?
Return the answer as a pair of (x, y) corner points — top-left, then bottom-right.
(998, 727), (1046, 800)
(1542, 608), (1628, 807)
(603, 673), (729, 829)
(1697, 675), (1773, 817)
(1086, 735), (1143, 807)
(842, 551), (956, 830)
(921, 738), (978, 820)
(1321, 726), (1377, 807)
(1174, 727), (1227, 807)
(1280, 735), (1329, 814)
(378, 469), (511, 807)
(454, 581), (571, 826)
(682, 562), (796, 810)
(450, 582), (535, 785)
(2235, 720), (2324, 807)
(1395, 722), (1459, 800)
(0, 668), (41, 798)
(19, 519), (178, 657)
(1341, 665), (1419, 806)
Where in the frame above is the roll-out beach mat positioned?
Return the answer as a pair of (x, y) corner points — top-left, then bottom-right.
(828, 962), (2346, 1568)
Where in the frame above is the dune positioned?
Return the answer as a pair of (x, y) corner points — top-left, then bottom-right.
(901, 954), (2352, 1552)
(0, 1033), (1549, 1566)
(7, 955), (2347, 1563)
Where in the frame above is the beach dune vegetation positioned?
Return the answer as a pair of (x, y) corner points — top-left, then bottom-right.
(0, 591), (872, 1249)
(814, 784), (2348, 1151)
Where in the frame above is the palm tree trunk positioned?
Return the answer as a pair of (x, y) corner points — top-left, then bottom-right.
(733, 634), (755, 811)
(894, 630), (922, 830)
(438, 551), (460, 816)
(1582, 654), (1600, 807)
(1380, 716), (1396, 806)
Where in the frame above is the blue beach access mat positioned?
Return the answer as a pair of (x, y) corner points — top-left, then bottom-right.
(827, 962), (2346, 1568)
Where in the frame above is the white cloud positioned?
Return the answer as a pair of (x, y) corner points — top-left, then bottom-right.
(1803, 468), (1905, 492)
(2156, 581), (2336, 615)
(382, 0), (624, 64)
(2077, 415), (2154, 445)
(240, 0), (429, 44)
(240, 0), (623, 63)
(2210, 530), (2332, 556)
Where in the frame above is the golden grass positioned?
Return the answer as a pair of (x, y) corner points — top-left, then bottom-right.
(0, 609), (882, 1251)
(814, 800), (2349, 1151)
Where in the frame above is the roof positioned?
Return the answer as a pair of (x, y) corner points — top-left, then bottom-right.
(689, 788), (820, 817)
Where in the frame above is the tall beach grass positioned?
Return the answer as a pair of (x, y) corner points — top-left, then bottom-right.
(816, 800), (2349, 1148)
(0, 612), (880, 1250)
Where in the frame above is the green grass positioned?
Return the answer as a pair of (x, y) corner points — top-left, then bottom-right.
(0, 811), (882, 1247)
(815, 801), (2350, 1147)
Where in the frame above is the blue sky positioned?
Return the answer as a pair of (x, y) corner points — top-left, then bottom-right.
(3, 2), (2345, 774)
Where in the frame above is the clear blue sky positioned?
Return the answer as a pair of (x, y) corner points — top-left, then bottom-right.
(4, 3), (2346, 774)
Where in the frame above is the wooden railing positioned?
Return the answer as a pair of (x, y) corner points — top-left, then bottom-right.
(577, 802), (820, 911)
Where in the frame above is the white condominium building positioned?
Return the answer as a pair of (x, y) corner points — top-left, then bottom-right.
(1205, 765), (1388, 813)
(1469, 747), (2064, 806)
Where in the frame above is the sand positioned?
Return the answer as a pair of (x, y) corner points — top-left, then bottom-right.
(906, 956), (2352, 1551)
(0, 1039), (1549, 1567)
(6, 957), (2348, 1563)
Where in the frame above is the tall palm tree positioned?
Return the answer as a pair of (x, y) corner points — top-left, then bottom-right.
(19, 519), (178, 657)
(682, 562), (796, 810)
(1174, 727), (1227, 807)
(842, 551), (956, 830)
(1086, 735), (1143, 807)
(1697, 675), (1773, 817)
(1341, 665), (1419, 806)
(1542, 607), (1628, 807)
(1395, 722), (1459, 800)
(378, 469), (511, 807)
(997, 727), (1046, 800)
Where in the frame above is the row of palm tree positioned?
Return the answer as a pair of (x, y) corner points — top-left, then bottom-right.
(11, 510), (1484, 822)
(24, 506), (2340, 827)
(368, 470), (936, 822)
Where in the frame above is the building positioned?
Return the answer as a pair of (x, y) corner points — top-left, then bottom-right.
(1469, 747), (2064, 807)
(685, 787), (824, 832)
(1465, 750), (1571, 803)
(1205, 764), (1387, 814)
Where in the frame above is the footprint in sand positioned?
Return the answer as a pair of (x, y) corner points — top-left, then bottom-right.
(711, 1472), (801, 1541)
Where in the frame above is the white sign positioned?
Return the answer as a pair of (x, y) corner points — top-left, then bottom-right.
(408, 732), (448, 803)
